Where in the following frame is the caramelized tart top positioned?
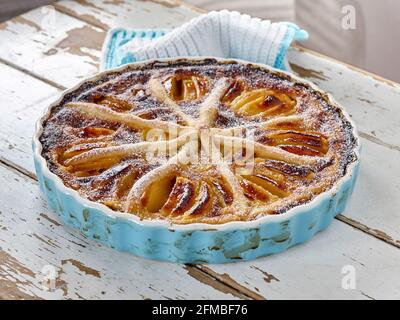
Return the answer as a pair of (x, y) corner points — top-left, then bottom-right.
(40, 59), (358, 224)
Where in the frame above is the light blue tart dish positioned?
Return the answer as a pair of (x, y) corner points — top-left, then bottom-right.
(33, 57), (361, 264)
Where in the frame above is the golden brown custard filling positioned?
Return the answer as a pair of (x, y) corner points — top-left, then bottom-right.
(40, 59), (357, 224)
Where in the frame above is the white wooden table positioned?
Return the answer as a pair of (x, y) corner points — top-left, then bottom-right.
(0, 0), (399, 300)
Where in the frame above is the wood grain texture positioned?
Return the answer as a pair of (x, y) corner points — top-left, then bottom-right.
(0, 8), (104, 88)
(54, 0), (199, 30)
(289, 48), (400, 147)
(200, 221), (400, 300)
(0, 63), (60, 173)
(0, 0), (399, 300)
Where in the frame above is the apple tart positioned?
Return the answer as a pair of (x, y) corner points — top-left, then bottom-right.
(39, 58), (358, 225)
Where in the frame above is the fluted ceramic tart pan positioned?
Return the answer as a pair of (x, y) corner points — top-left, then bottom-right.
(33, 57), (360, 263)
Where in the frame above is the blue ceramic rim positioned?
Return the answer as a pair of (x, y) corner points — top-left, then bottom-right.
(33, 57), (361, 262)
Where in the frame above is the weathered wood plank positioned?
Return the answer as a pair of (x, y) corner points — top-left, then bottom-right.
(0, 1), (198, 88)
(0, 63), (60, 173)
(341, 138), (400, 247)
(54, 0), (200, 30)
(0, 8), (104, 88)
(288, 47), (400, 148)
(0, 164), (240, 300)
(203, 221), (400, 300)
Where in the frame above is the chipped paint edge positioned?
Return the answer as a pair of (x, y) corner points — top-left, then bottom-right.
(292, 45), (400, 89)
(32, 57), (361, 263)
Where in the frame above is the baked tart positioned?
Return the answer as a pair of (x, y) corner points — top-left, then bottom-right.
(34, 58), (360, 262)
